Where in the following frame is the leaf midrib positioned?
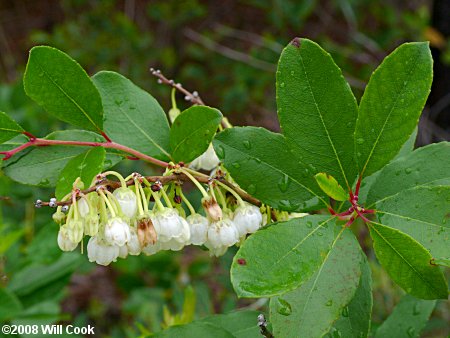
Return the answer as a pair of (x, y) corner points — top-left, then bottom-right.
(35, 61), (101, 132)
(296, 51), (350, 188)
(359, 49), (420, 177)
(369, 221), (442, 295)
(217, 139), (326, 206)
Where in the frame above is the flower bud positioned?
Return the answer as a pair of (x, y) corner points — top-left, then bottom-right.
(78, 198), (90, 218)
(57, 226), (78, 252)
(113, 187), (138, 219)
(189, 144), (220, 171)
(137, 215), (158, 247)
(169, 107), (181, 123)
(66, 219), (84, 243)
(186, 214), (209, 245)
(201, 196), (222, 222)
(84, 214), (100, 236)
(52, 210), (66, 224)
(207, 218), (239, 249)
(87, 236), (120, 266)
(104, 217), (131, 246)
(233, 203), (263, 237)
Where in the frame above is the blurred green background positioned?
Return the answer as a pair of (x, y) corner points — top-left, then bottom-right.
(0, 0), (449, 337)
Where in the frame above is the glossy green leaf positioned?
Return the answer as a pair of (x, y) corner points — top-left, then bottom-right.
(376, 186), (450, 259)
(55, 147), (105, 200)
(24, 46), (103, 132)
(367, 142), (450, 206)
(154, 322), (234, 338)
(314, 173), (348, 201)
(374, 295), (436, 338)
(270, 229), (362, 338)
(3, 130), (121, 187)
(213, 127), (325, 212)
(355, 42), (432, 177)
(0, 288), (23, 322)
(170, 106), (222, 163)
(277, 38), (358, 189)
(231, 215), (337, 298)
(368, 221), (448, 299)
(0, 111), (24, 143)
(200, 310), (261, 338)
(329, 252), (373, 338)
(92, 71), (171, 160)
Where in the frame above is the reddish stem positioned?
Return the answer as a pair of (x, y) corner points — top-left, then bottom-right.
(354, 177), (362, 197)
(0, 138), (169, 168)
(101, 132), (112, 142)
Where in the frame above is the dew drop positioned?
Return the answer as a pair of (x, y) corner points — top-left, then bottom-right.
(215, 145), (225, 158)
(405, 168), (413, 174)
(317, 232), (323, 237)
(247, 184), (256, 195)
(254, 157), (262, 164)
(325, 299), (333, 306)
(406, 327), (415, 337)
(38, 72), (44, 77)
(39, 179), (50, 186)
(278, 174), (290, 192)
(104, 159), (112, 167)
(357, 152), (362, 157)
(280, 82), (286, 88)
(356, 138), (365, 145)
(114, 99), (123, 106)
(243, 140), (251, 149)
(346, 122), (352, 128)
(276, 298), (292, 316)
(290, 71), (295, 76)
(306, 221), (313, 228)
(232, 162), (241, 169)
(413, 302), (421, 315)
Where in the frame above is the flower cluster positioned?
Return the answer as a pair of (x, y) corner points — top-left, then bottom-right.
(52, 170), (265, 266)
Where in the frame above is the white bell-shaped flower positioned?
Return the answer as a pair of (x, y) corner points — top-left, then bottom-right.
(104, 217), (131, 246)
(113, 187), (138, 219)
(127, 227), (142, 255)
(87, 236), (120, 266)
(205, 244), (228, 257)
(233, 203), (263, 237)
(57, 226), (78, 252)
(66, 219), (84, 243)
(160, 238), (185, 251)
(207, 218), (239, 249)
(189, 144), (220, 171)
(186, 214), (209, 245)
(153, 208), (190, 244)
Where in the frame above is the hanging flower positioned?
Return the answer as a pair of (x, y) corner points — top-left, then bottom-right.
(233, 203), (263, 237)
(87, 236), (120, 266)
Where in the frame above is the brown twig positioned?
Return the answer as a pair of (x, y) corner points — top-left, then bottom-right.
(38, 173), (261, 208)
(149, 68), (205, 105)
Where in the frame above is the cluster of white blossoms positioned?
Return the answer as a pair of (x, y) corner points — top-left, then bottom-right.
(51, 169), (264, 266)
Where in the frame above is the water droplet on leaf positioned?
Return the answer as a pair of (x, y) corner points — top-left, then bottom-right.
(276, 298), (292, 316)
(356, 138), (365, 145)
(406, 327), (415, 337)
(278, 174), (290, 192)
(325, 299), (333, 306)
(247, 184), (256, 195)
(405, 168), (413, 174)
(243, 140), (251, 149)
(342, 307), (349, 317)
(232, 162), (241, 169)
(215, 145), (225, 158)
(280, 82), (286, 88)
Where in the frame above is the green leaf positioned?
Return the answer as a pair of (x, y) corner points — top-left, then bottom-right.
(277, 38), (358, 189)
(8, 253), (82, 297)
(92, 71), (171, 160)
(23, 46), (103, 133)
(374, 294), (436, 338)
(154, 322), (235, 338)
(270, 229), (362, 338)
(355, 42), (433, 177)
(368, 221), (448, 299)
(375, 186), (450, 259)
(367, 142), (450, 206)
(200, 310), (261, 338)
(231, 215), (337, 298)
(0, 288), (23, 322)
(314, 173), (348, 201)
(55, 147), (105, 200)
(0, 111), (24, 143)
(330, 253), (373, 338)
(170, 106), (222, 163)
(213, 127), (325, 212)
(3, 130), (121, 187)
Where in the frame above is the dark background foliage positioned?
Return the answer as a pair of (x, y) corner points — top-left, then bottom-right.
(0, 1), (448, 336)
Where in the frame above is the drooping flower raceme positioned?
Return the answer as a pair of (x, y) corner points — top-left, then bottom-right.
(233, 202), (263, 237)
